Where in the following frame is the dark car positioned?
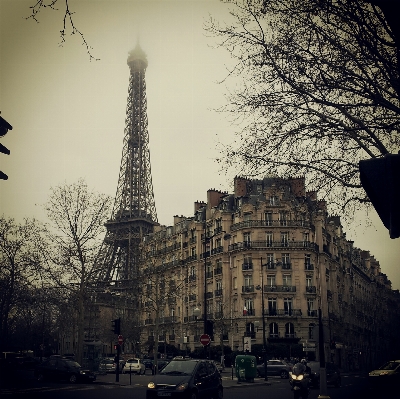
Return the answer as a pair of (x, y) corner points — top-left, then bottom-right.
(368, 360), (400, 389)
(257, 359), (292, 378)
(34, 357), (96, 383)
(98, 357), (124, 374)
(10, 356), (41, 369)
(143, 359), (154, 370)
(146, 358), (223, 399)
(307, 361), (341, 387)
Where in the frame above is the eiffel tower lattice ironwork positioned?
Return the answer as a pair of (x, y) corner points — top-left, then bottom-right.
(96, 43), (158, 285)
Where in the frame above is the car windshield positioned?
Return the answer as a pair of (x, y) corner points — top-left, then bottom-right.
(65, 360), (80, 368)
(379, 361), (400, 370)
(160, 360), (197, 375)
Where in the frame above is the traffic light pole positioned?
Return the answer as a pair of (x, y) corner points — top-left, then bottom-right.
(115, 344), (120, 382)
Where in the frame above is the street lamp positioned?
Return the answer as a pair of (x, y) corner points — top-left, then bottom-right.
(260, 257), (268, 381)
(193, 306), (201, 348)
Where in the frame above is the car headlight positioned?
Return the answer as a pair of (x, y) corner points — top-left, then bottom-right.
(80, 371), (86, 375)
(176, 383), (188, 391)
(148, 382), (156, 389)
(292, 375), (304, 380)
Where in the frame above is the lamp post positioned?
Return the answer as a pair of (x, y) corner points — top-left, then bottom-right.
(260, 257), (268, 381)
(193, 306), (201, 351)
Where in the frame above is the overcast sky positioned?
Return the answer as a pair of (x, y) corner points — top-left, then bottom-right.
(1, 0), (399, 290)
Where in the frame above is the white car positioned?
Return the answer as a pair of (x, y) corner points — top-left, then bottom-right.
(122, 358), (146, 374)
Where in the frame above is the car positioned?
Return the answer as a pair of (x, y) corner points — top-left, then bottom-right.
(368, 360), (400, 390)
(307, 361), (341, 387)
(34, 357), (96, 383)
(143, 359), (154, 370)
(256, 359), (292, 378)
(146, 358), (223, 399)
(98, 358), (123, 374)
(213, 361), (224, 373)
(123, 358), (146, 374)
(9, 356), (40, 369)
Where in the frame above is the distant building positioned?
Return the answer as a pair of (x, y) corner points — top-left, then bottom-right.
(138, 176), (400, 370)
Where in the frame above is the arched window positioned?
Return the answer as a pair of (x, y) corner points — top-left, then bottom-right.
(269, 322), (279, 338)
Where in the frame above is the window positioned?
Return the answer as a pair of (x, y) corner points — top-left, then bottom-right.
(308, 323), (316, 339)
(270, 196), (278, 205)
(282, 274), (292, 286)
(243, 232), (251, 246)
(265, 212), (273, 226)
(244, 275), (253, 287)
(303, 232), (310, 246)
(190, 266), (196, 277)
(216, 280), (222, 290)
(267, 274), (276, 286)
(191, 247), (196, 257)
(268, 298), (277, 315)
(279, 211), (288, 226)
(266, 232), (273, 247)
(233, 277), (237, 289)
(306, 275), (313, 287)
(284, 298), (293, 315)
(244, 213), (252, 221)
(269, 322), (278, 337)
(281, 253), (290, 266)
(266, 253), (274, 267)
(215, 238), (222, 248)
(244, 298), (254, 315)
(281, 232), (289, 247)
(307, 298), (314, 316)
(285, 322), (295, 338)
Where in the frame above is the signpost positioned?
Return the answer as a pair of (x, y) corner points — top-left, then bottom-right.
(200, 334), (211, 346)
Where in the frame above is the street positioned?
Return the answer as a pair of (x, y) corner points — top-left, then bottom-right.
(1, 370), (375, 399)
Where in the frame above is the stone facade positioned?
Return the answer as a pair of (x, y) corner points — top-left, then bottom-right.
(138, 176), (400, 370)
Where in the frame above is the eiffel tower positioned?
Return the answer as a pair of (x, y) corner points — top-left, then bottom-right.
(96, 43), (158, 286)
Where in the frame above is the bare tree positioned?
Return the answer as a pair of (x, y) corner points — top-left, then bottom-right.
(44, 179), (111, 364)
(27, 0), (99, 61)
(207, 0), (399, 222)
(0, 217), (47, 352)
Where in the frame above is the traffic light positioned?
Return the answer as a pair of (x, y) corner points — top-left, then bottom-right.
(359, 154), (400, 239)
(0, 115), (13, 180)
(111, 318), (121, 334)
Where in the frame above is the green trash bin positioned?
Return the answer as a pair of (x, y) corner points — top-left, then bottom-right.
(235, 355), (257, 383)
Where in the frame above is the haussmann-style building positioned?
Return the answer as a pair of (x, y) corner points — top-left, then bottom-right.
(138, 176), (400, 371)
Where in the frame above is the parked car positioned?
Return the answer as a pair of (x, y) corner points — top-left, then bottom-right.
(123, 358), (146, 374)
(143, 359), (154, 370)
(98, 358), (123, 373)
(34, 358), (96, 383)
(256, 359), (292, 378)
(307, 361), (341, 387)
(368, 360), (400, 389)
(146, 358), (223, 399)
(9, 356), (41, 369)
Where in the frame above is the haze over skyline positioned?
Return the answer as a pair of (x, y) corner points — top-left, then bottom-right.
(0, 0), (399, 290)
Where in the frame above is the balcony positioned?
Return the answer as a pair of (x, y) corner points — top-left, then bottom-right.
(189, 275), (196, 282)
(242, 285), (255, 293)
(169, 335), (175, 341)
(230, 219), (311, 231)
(145, 318), (153, 325)
(215, 289), (223, 297)
(206, 271), (213, 279)
(265, 309), (302, 317)
(211, 246), (223, 255)
(305, 264), (314, 271)
(242, 263), (253, 271)
(206, 292), (213, 299)
(189, 294), (197, 301)
(282, 263), (292, 270)
(214, 267), (223, 275)
(266, 262), (276, 270)
(229, 241), (318, 251)
(306, 286), (316, 293)
(308, 310), (318, 317)
(264, 285), (296, 293)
